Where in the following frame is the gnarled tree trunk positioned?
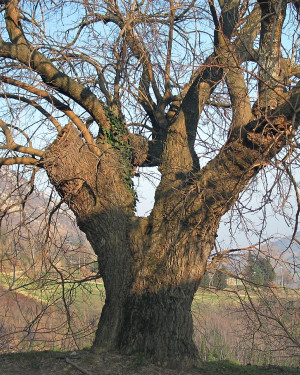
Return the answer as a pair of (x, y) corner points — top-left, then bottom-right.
(1, 0), (300, 370)
(41, 122), (220, 368)
(42, 116), (274, 369)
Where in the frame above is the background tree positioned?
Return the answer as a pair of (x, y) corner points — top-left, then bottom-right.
(243, 254), (276, 286)
(199, 271), (210, 288)
(211, 267), (228, 290)
(0, 0), (300, 369)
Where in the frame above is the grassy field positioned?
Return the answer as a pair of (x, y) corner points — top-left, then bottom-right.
(0, 272), (299, 369)
(0, 271), (252, 306)
(0, 271), (105, 305)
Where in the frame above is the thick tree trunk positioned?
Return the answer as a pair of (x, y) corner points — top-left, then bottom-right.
(42, 124), (216, 367)
(41, 120), (276, 369)
(2, 0), (298, 370)
(119, 286), (199, 369)
(86, 174), (221, 368)
(78, 211), (132, 352)
(82, 205), (214, 369)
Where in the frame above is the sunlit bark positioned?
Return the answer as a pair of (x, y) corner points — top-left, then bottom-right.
(0, 0), (299, 369)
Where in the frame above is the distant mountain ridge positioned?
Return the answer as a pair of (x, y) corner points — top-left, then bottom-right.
(272, 233), (300, 258)
(0, 166), (90, 253)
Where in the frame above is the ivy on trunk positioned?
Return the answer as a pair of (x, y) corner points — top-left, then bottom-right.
(0, 0), (299, 369)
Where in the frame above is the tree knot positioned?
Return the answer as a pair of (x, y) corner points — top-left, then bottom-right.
(246, 115), (294, 151)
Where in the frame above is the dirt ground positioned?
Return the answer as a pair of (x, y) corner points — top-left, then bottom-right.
(1, 350), (299, 375)
(0, 350), (202, 375)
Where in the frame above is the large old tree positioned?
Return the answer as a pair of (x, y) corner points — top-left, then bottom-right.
(0, 0), (300, 368)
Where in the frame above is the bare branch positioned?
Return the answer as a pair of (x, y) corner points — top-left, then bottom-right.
(0, 76), (98, 151)
(0, 118), (44, 158)
(0, 156), (40, 165)
(0, 92), (62, 132)
(0, 1), (110, 132)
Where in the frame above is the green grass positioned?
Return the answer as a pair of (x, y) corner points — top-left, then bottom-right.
(202, 360), (299, 374)
(0, 271), (105, 306)
(0, 273), (234, 314)
(192, 288), (242, 309)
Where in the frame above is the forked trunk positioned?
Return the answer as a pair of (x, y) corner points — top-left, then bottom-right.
(41, 122), (263, 369)
(42, 125), (216, 367)
(1, 0), (296, 370)
(84, 178), (220, 369)
(86, 210), (215, 369)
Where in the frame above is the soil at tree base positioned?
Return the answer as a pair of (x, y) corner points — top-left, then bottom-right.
(0, 351), (299, 375)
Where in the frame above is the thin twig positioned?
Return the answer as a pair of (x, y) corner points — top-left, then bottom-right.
(65, 357), (93, 375)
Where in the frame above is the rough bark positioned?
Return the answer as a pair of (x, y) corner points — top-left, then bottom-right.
(1, 0), (300, 370)
(39, 111), (287, 368)
(40, 121), (221, 368)
(39, 82), (298, 368)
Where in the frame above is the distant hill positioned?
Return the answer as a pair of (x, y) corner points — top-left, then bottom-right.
(272, 233), (300, 260)
(0, 166), (95, 273)
(0, 167), (84, 243)
(270, 234), (300, 286)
